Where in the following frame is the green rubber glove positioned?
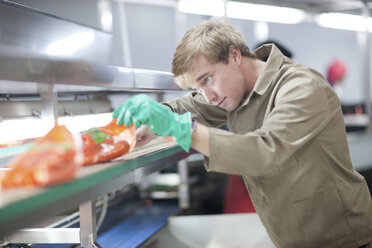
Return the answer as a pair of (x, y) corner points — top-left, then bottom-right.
(113, 94), (192, 152)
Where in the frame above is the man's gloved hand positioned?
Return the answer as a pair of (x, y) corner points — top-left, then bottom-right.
(113, 94), (192, 152)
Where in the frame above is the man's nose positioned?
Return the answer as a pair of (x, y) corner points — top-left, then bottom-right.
(201, 88), (216, 104)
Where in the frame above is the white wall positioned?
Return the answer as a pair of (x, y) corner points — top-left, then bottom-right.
(267, 22), (364, 105)
(9, 0), (370, 104)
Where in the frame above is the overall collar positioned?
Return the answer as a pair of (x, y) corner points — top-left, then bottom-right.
(237, 44), (285, 109)
(252, 44), (285, 95)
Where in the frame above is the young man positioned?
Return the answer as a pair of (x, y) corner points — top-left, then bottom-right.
(113, 20), (372, 248)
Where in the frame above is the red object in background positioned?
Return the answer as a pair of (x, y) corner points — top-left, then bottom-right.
(327, 59), (347, 86)
(223, 175), (256, 213)
(0, 124), (83, 189)
(81, 119), (136, 166)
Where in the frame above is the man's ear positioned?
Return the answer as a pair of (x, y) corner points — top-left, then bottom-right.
(229, 46), (241, 64)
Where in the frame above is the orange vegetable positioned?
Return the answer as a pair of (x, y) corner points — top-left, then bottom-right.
(81, 119), (136, 166)
(0, 124), (83, 189)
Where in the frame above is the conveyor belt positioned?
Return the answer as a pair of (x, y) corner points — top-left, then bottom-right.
(0, 137), (188, 237)
(116, 137), (177, 161)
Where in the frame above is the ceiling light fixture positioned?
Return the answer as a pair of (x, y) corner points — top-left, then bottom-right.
(226, 2), (306, 24)
(316, 12), (371, 32)
(178, 0), (225, 17)
(177, 0), (305, 24)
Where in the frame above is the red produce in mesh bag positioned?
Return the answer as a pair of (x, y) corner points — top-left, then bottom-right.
(81, 119), (136, 166)
(0, 124), (83, 189)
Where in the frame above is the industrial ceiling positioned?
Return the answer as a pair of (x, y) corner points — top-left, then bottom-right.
(233, 0), (371, 14)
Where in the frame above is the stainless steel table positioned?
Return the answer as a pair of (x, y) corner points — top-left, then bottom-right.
(145, 213), (275, 248)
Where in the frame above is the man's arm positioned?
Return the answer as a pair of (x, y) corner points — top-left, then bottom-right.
(191, 123), (210, 157)
(135, 122), (211, 157)
(114, 94), (214, 154)
(163, 92), (227, 128)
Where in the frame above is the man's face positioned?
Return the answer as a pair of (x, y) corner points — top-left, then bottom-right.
(189, 53), (248, 112)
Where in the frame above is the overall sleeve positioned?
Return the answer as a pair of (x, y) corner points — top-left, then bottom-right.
(162, 91), (228, 127)
(205, 72), (341, 176)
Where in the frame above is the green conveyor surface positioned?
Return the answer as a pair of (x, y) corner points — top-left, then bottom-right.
(0, 138), (187, 237)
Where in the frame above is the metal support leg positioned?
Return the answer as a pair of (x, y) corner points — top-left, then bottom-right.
(177, 159), (189, 209)
(1, 200), (102, 247)
(39, 83), (58, 126)
(79, 200), (102, 248)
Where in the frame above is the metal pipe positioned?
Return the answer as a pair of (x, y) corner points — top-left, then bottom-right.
(118, 2), (132, 68)
(79, 200), (98, 247)
(361, 1), (371, 133)
(2, 228), (80, 244)
(178, 159), (190, 209)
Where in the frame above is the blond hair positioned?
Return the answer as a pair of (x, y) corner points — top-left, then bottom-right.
(172, 20), (256, 89)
